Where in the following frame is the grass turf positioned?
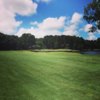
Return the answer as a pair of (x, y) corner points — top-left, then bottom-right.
(0, 51), (100, 100)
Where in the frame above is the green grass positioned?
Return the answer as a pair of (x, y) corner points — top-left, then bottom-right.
(0, 51), (100, 100)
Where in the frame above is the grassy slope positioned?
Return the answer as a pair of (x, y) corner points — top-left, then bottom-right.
(0, 51), (100, 100)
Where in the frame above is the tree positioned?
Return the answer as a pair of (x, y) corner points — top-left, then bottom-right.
(36, 38), (45, 49)
(0, 33), (19, 50)
(96, 38), (100, 49)
(20, 33), (35, 49)
(0, 32), (99, 50)
(83, 0), (100, 32)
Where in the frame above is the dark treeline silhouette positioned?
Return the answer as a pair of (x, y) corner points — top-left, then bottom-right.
(0, 32), (35, 50)
(37, 35), (100, 50)
(0, 32), (100, 50)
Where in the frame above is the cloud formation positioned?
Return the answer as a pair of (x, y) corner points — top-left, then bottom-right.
(38, 17), (66, 30)
(17, 16), (66, 38)
(71, 12), (82, 24)
(16, 13), (83, 38)
(36, 0), (51, 3)
(84, 24), (93, 32)
(0, 0), (37, 34)
(63, 12), (82, 36)
(83, 24), (97, 40)
(88, 32), (97, 40)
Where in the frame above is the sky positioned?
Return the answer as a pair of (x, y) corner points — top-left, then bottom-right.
(0, 0), (100, 40)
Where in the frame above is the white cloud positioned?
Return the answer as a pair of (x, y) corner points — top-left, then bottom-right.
(31, 21), (39, 26)
(31, 16), (66, 30)
(63, 24), (79, 36)
(41, 0), (51, 3)
(17, 16), (66, 38)
(36, 0), (51, 3)
(71, 12), (82, 24)
(87, 32), (97, 40)
(84, 24), (93, 32)
(38, 17), (66, 30)
(16, 13), (83, 38)
(16, 27), (62, 38)
(63, 12), (82, 36)
(0, 0), (38, 34)
(83, 24), (98, 40)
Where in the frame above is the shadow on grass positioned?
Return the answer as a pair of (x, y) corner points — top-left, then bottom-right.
(0, 52), (45, 100)
(0, 51), (100, 100)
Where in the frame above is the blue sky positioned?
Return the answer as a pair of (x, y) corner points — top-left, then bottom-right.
(16, 0), (91, 25)
(0, 0), (100, 39)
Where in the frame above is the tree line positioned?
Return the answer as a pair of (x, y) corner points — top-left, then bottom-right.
(0, 33), (35, 50)
(0, 0), (100, 51)
(0, 32), (100, 50)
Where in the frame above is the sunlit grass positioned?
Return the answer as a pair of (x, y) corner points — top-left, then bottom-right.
(0, 51), (100, 100)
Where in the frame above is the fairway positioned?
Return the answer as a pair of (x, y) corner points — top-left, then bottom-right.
(0, 51), (100, 100)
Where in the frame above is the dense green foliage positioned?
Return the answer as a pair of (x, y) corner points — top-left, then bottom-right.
(0, 33), (35, 50)
(19, 34), (36, 49)
(43, 35), (84, 49)
(42, 35), (100, 50)
(84, 0), (100, 31)
(0, 51), (100, 100)
(0, 32), (100, 50)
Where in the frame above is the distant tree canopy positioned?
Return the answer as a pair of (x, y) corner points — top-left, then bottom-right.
(0, 32), (100, 50)
(42, 35), (100, 50)
(84, 0), (100, 32)
(43, 35), (85, 50)
(0, 32), (36, 50)
(20, 33), (35, 49)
